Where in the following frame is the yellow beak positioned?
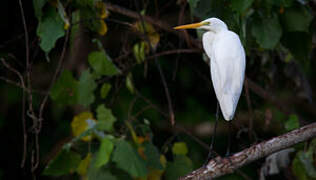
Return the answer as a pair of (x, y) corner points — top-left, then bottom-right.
(173, 22), (206, 30)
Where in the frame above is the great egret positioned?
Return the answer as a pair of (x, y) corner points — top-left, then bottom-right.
(174, 18), (246, 121)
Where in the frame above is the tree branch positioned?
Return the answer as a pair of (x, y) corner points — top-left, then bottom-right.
(180, 122), (316, 180)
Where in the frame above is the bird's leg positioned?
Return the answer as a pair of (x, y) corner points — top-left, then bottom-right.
(225, 121), (232, 157)
(204, 102), (220, 166)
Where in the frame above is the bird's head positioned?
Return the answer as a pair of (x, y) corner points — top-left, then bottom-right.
(174, 18), (228, 33)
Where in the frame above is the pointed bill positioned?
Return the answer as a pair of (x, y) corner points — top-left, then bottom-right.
(173, 22), (206, 30)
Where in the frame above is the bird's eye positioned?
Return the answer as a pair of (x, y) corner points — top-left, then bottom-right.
(203, 22), (210, 25)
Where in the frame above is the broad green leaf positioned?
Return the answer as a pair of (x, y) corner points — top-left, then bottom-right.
(88, 51), (120, 78)
(88, 165), (117, 180)
(96, 104), (116, 132)
(33, 0), (47, 20)
(172, 142), (188, 155)
(100, 83), (111, 99)
(231, 0), (254, 13)
(71, 112), (96, 141)
(37, 6), (65, 53)
(284, 114), (299, 131)
(251, 15), (282, 49)
(112, 140), (148, 177)
(281, 6), (312, 32)
(43, 150), (81, 176)
(165, 155), (193, 180)
(144, 143), (163, 170)
(126, 73), (134, 94)
(77, 69), (97, 107)
(94, 137), (114, 168)
(50, 70), (78, 105)
(77, 153), (92, 176)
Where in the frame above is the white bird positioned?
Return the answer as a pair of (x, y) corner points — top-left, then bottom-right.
(174, 18), (246, 121)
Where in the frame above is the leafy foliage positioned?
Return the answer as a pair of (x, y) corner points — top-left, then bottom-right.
(88, 51), (120, 78)
(43, 150), (81, 176)
(94, 137), (114, 168)
(112, 140), (148, 178)
(36, 6), (65, 54)
(1, 0), (315, 179)
(96, 104), (116, 132)
(50, 70), (78, 105)
(77, 69), (97, 107)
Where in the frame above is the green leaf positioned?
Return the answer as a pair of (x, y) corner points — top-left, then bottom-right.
(88, 165), (117, 180)
(172, 142), (188, 155)
(100, 83), (111, 99)
(133, 42), (146, 64)
(284, 114), (299, 131)
(231, 0), (254, 13)
(50, 70), (78, 105)
(94, 137), (114, 168)
(77, 69), (97, 107)
(96, 104), (116, 132)
(165, 155), (193, 180)
(112, 140), (148, 177)
(144, 143), (163, 170)
(37, 6), (65, 53)
(88, 51), (120, 78)
(77, 153), (92, 176)
(33, 0), (47, 20)
(43, 149), (81, 176)
(281, 6), (312, 32)
(251, 15), (282, 49)
(126, 73), (135, 94)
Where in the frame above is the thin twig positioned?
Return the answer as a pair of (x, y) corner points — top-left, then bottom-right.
(18, 0), (32, 169)
(105, 2), (201, 48)
(135, 89), (169, 118)
(39, 30), (69, 119)
(147, 49), (201, 60)
(0, 76), (47, 95)
(133, 0), (175, 126)
(244, 79), (254, 140)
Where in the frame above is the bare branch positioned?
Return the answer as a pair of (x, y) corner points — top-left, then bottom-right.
(133, 0), (175, 126)
(180, 122), (316, 180)
(105, 3), (201, 49)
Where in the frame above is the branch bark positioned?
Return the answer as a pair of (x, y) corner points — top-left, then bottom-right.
(180, 122), (316, 180)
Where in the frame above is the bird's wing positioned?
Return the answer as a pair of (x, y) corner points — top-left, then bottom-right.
(209, 31), (246, 120)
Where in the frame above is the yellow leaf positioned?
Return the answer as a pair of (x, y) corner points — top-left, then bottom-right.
(71, 112), (96, 141)
(133, 21), (160, 49)
(138, 147), (146, 160)
(96, 2), (109, 19)
(147, 169), (164, 180)
(137, 136), (146, 144)
(160, 155), (167, 168)
(77, 153), (92, 176)
(64, 21), (70, 30)
(172, 142), (188, 155)
(125, 121), (138, 144)
(98, 20), (108, 36)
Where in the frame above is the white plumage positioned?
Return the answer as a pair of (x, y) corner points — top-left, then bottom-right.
(174, 18), (246, 121)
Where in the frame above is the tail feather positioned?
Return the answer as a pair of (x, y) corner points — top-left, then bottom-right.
(219, 94), (237, 121)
